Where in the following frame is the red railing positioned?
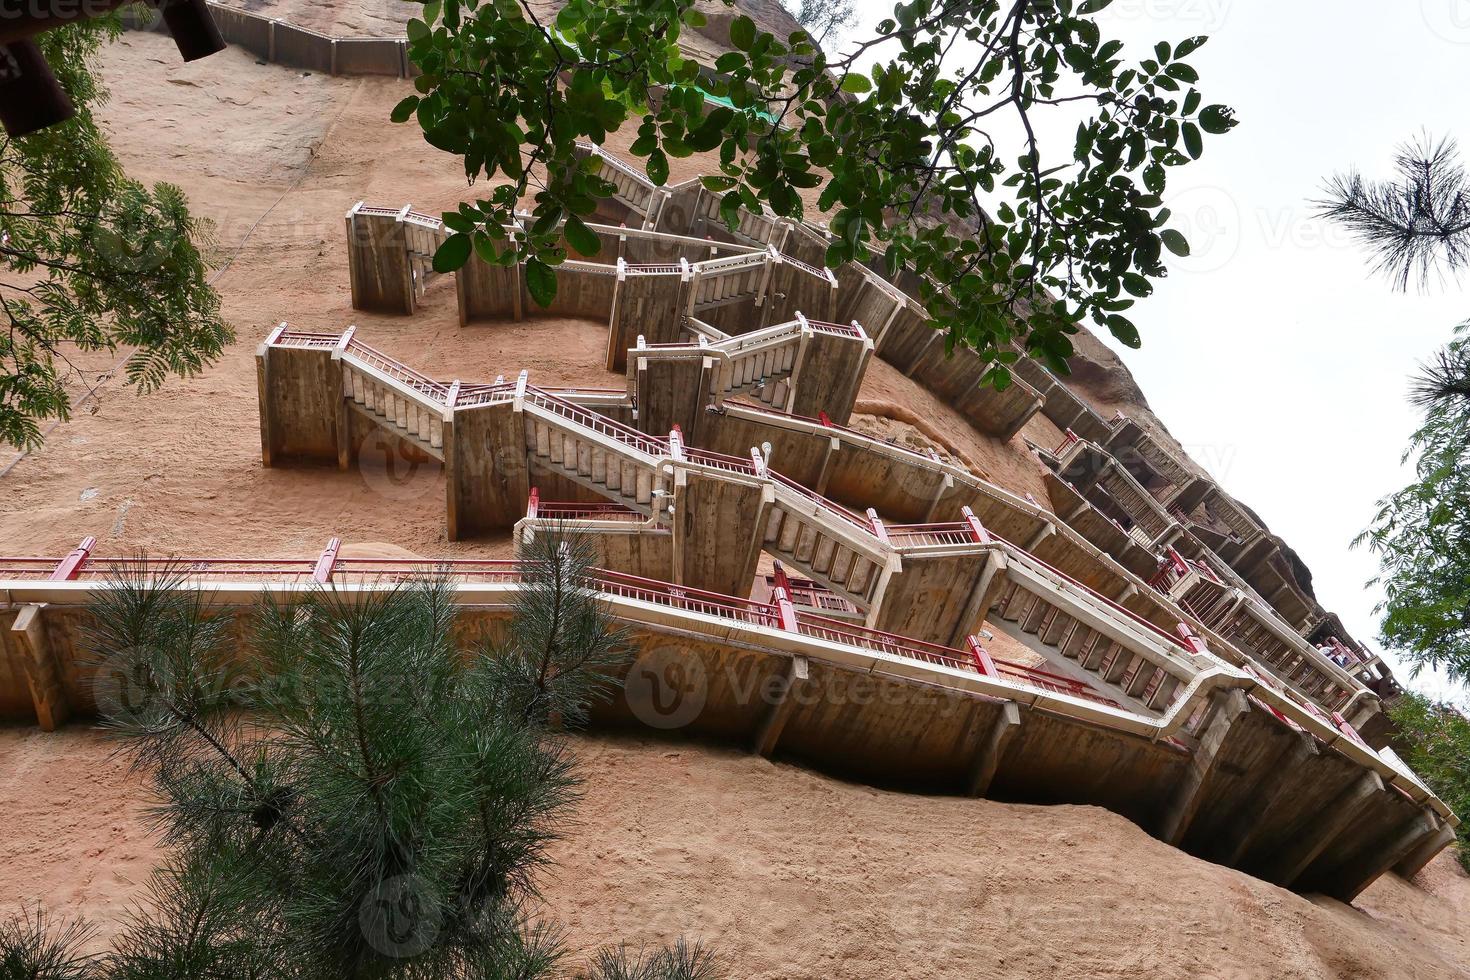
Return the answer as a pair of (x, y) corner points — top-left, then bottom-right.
(523, 386), (669, 458)
(884, 522), (981, 548)
(769, 471), (878, 535)
(594, 569), (781, 628)
(531, 501), (646, 522)
(989, 656), (1119, 707)
(794, 613), (972, 671)
(1, 545), (1143, 708)
(766, 576), (861, 617)
(680, 443), (761, 476)
(796, 613), (1118, 707)
(993, 533), (1186, 651)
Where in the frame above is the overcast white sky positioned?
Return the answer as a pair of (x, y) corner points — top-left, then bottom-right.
(834, 1), (1470, 702)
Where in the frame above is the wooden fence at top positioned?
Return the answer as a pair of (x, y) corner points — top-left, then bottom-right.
(125, 1), (414, 77)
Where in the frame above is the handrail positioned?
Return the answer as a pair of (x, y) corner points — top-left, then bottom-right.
(884, 523), (979, 548)
(522, 385), (670, 458)
(1, 542), (1453, 822)
(801, 318), (864, 339)
(343, 337), (453, 403)
(693, 251), (770, 275)
(777, 252), (831, 280)
(769, 470), (878, 535)
(681, 444), (761, 476)
(529, 501), (647, 522)
(993, 534), (1188, 651)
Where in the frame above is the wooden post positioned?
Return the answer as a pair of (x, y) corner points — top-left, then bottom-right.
(256, 323), (286, 467)
(332, 327), (356, 470)
(10, 604), (68, 731)
(966, 701), (1021, 798)
(751, 654), (809, 758)
(966, 635), (998, 677)
(962, 506), (991, 544)
(1159, 687), (1248, 846)
(49, 536), (95, 580)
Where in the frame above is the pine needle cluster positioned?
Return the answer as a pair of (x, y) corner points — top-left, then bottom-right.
(3, 530), (717, 980)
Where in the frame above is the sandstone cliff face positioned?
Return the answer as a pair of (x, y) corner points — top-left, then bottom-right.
(0, 9), (1446, 978)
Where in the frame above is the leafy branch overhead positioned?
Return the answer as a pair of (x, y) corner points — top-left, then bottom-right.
(397, 0), (1236, 383)
(0, 15), (231, 451)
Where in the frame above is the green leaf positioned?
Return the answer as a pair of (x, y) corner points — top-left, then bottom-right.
(840, 73), (872, 95)
(682, 8), (706, 27)
(1120, 273), (1153, 298)
(715, 52), (745, 74)
(525, 258), (557, 307)
(729, 15), (756, 51)
(390, 96), (420, 124)
(442, 211), (475, 234)
(406, 17), (430, 42)
(555, 4), (582, 29)
(645, 150), (669, 186)
(1160, 229), (1190, 257)
(1078, 0), (1113, 11)
(1199, 105), (1237, 134)
(472, 233), (500, 266)
(1182, 122), (1203, 160)
(564, 216), (600, 257)
(1106, 314), (1141, 348)
(433, 232), (472, 273)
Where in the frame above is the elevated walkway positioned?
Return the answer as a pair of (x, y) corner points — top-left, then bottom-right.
(256, 328), (1236, 713)
(334, 142), (1393, 729)
(345, 203), (449, 315)
(630, 313), (872, 433)
(1151, 550), (1377, 724)
(0, 550), (1453, 901)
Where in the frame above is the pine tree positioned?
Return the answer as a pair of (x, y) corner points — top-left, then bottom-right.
(0, 528), (718, 979)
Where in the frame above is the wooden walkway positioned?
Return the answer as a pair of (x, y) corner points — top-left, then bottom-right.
(0, 549), (1454, 902)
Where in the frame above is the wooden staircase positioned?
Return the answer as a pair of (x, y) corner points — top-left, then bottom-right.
(990, 578), (1183, 712)
(520, 389), (669, 517)
(687, 252), (771, 313)
(760, 473), (893, 607)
